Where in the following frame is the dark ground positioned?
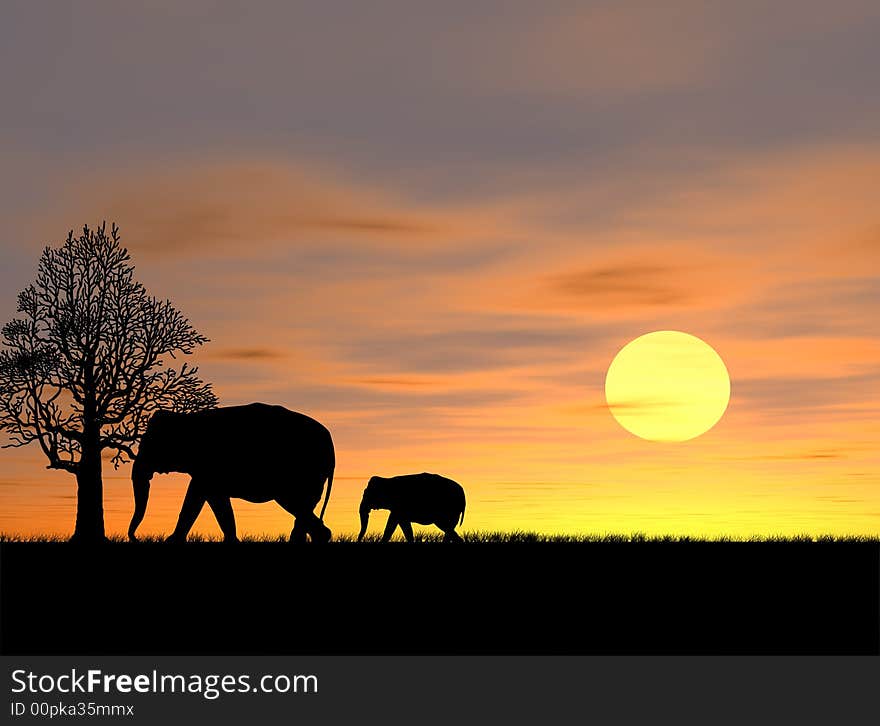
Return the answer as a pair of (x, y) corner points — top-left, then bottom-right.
(1, 542), (877, 655)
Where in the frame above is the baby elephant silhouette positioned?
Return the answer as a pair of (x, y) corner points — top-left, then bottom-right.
(357, 472), (466, 542)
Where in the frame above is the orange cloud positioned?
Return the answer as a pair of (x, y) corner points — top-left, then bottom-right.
(83, 161), (438, 255)
(203, 347), (284, 361)
(41, 158), (516, 263)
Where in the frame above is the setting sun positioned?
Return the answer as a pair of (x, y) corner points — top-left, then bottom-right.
(605, 331), (730, 442)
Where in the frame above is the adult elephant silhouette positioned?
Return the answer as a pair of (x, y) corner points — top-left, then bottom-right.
(128, 403), (334, 543)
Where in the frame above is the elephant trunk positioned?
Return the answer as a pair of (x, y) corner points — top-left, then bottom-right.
(357, 500), (370, 542)
(128, 467), (152, 541)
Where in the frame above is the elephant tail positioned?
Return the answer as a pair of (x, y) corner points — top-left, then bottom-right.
(319, 465), (334, 521)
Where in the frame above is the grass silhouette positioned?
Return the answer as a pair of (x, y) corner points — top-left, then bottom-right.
(1, 531), (877, 543)
(3, 529), (876, 655)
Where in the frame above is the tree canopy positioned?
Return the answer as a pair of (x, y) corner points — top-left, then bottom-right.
(0, 222), (217, 539)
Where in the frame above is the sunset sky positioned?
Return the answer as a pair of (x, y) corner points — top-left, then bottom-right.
(1, 1), (879, 537)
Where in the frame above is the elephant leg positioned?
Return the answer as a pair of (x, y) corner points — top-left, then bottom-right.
(207, 495), (239, 543)
(277, 497), (331, 544)
(381, 514), (399, 543)
(290, 517), (309, 544)
(442, 529), (463, 543)
(399, 520), (415, 543)
(167, 479), (207, 542)
(299, 511), (331, 543)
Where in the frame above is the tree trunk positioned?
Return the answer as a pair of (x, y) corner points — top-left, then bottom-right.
(70, 436), (106, 543)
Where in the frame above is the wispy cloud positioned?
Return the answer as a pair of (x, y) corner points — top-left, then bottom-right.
(70, 161), (443, 257)
(546, 264), (694, 309)
(349, 377), (438, 388)
(735, 371), (880, 416)
(205, 348), (284, 361)
(335, 321), (615, 375)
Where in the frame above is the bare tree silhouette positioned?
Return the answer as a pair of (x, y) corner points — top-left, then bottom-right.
(0, 223), (217, 542)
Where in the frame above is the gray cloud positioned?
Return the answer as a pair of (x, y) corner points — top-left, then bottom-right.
(338, 321), (615, 374)
(721, 277), (880, 339)
(223, 381), (524, 419)
(735, 371), (880, 415)
(3, 1), (880, 200)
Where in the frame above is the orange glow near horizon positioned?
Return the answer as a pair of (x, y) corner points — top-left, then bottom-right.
(2, 4), (880, 539)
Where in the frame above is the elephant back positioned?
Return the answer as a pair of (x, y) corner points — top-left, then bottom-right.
(186, 403), (335, 479)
